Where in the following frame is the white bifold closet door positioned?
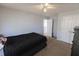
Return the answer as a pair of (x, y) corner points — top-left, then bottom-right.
(57, 13), (79, 44)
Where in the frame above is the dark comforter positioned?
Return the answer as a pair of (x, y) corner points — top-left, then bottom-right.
(3, 33), (47, 56)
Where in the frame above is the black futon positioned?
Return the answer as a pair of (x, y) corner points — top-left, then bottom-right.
(3, 32), (47, 56)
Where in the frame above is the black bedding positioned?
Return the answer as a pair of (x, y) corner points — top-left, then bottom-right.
(3, 32), (47, 56)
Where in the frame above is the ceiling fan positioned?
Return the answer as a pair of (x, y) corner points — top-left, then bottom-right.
(40, 3), (56, 13)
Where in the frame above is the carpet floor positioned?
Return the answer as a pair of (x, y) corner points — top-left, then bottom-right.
(35, 37), (72, 56)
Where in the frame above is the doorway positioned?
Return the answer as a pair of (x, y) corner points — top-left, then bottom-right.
(43, 18), (53, 37)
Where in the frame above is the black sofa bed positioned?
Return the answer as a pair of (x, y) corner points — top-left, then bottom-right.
(3, 32), (47, 56)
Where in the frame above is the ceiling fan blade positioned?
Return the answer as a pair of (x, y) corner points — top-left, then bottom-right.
(31, 5), (43, 9)
(47, 6), (53, 8)
(29, 3), (56, 12)
(47, 6), (56, 9)
(47, 4), (56, 9)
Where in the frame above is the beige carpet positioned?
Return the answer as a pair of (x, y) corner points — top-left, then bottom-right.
(35, 37), (72, 56)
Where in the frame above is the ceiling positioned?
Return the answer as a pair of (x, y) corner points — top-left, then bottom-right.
(0, 3), (79, 17)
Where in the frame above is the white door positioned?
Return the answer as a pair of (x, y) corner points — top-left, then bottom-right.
(43, 18), (53, 37)
(61, 15), (74, 44)
(57, 14), (79, 44)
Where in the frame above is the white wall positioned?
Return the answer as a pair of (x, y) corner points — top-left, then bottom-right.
(0, 6), (43, 36)
(53, 10), (79, 44)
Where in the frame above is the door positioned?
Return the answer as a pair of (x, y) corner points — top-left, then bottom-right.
(43, 18), (53, 37)
(62, 15), (74, 44)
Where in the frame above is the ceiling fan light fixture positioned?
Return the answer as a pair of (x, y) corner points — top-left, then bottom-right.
(45, 3), (48, 6)
(40, 3), (55, 13)
(43, 8), (47, 12)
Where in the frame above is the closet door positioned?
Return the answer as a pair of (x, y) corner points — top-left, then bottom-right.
(57, 14), (75, 44)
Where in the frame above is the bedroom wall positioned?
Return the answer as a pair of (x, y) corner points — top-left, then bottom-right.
(0, 6), (43, 36)
(53, 10), (79, 44)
